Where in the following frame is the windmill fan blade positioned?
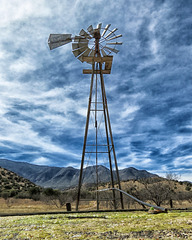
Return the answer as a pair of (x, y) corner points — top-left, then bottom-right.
(87, 25), (94, 35)
(78, 48), (91, 62)
(79, 29), (91, 39)
(72, 46), (88, 57)
(101, 24), (111, 37)
(106, 34), (122, 41)
(72, 43), (88, 50)
(89, 49), (95, 57)
(103, 46), (119, 54)
(97, 23), (102, 30)
(74, 36), (89, 43)
(48, 34), (72, 50)
(81, 48), (91, 57)
(106, 42), (123, 45)
(104, 28), (118, 39)
(101, 49), (107, 57)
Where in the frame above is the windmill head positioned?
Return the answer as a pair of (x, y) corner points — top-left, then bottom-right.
(48, 23), (122, 62)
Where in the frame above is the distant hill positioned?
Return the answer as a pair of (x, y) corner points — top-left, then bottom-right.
(0, 166), (39, 198)
(0, 159), (158, 190)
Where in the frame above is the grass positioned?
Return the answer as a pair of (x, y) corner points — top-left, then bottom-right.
(0, 211), (192, 239)
(0, 198), (67, 214)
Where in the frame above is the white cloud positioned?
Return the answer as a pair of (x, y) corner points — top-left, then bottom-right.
(121, 105), (140, 119)
(32, 157), (51, 166)
(150, 38), (158, 55)
(174, 156), (192, 168)
(0, 0), (51, 27)
(10, 57), (37, 73)
(0, 119), (79, 158)
(118, 151), (153, 169)
(179, 172), (192, 182)
(0, 0), (191, 178)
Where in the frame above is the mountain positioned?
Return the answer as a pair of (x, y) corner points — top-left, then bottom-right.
(0, 166), (39, 197)
(0, 159), (158, 189)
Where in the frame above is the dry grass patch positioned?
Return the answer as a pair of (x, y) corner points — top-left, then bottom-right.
(0, 198), (69, 214)
(0, 211), (192, 239)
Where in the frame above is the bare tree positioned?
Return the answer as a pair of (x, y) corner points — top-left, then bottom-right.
(140, 178), (170, 207)
(165, 172), (181, 208)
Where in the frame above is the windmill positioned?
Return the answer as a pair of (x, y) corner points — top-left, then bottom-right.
(48, 23), (124, 211)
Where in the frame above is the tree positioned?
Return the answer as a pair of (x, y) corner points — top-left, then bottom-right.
(165, 172), (180, 208)
(28, 187), (41, 201)
(42, 188), (64, 208)
(124, 181), (147, 209)
(140, 178), (170, 207)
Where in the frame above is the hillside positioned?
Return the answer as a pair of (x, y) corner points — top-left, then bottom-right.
(0, 166), (40, 198)
(0, 159), (158, 190)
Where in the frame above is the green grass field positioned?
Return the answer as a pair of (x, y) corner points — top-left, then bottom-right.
(0, 211), (192, 239)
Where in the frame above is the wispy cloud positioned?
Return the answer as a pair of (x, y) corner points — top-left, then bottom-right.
(0, 0), (191, 180)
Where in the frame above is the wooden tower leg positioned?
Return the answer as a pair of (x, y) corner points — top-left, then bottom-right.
(99, 64), (116, 209)
(76, 59), (124, 211)
(99, 62), (124, 210)
(76, 62), (95, 211)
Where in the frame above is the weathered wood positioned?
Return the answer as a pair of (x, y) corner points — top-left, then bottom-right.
(82, 56), (113, 63)
(105, 61), (112, 71)
(83, 69), (111, 74)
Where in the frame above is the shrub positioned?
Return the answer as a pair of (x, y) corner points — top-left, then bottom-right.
(185, 186), (191, 191)
(43, 188), (59, 197)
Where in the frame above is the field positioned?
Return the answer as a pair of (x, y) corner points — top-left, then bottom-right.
(0, 211), (192, 239)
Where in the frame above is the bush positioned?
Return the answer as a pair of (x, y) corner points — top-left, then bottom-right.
(29, 187), (41, 196)
(10, 190), (17, 197)
(4, 185), (12, 190)
(43, 188), (59, 197)
(185, 186), (191, 191)
(1, 191), (10, 200)
(15, 192), (30, 199)
(28, 187), (41, 201)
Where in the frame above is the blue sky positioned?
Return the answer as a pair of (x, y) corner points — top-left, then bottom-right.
(0, 0), (191, 181)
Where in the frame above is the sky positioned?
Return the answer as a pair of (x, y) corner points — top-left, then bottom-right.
(0, 0), (191, 181)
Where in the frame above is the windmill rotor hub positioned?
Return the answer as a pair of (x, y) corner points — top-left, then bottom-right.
(94, 30), (101, 55)
(93, 29), (101, 40)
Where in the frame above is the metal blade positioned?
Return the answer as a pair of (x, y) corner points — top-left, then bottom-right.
(74, 35), (89, 43)
(104, 28), (118, 39)
(89, 49), (95, 57)
(106, 42), (123, 45)
(82, 48), (91, 57)
(103, 46), (119, 54)
(78, 48), (91, 62)
(96, 23), (102, 30)
(101, 49), (107, 57)
(106, 34), (122, 41)
(79, 29), (91, 39)
(101, 24), (111, 37)
(72, 42), (88, 50)
(48, 34), (72, 50)
(87, 25), (94, 35)
(72, 46), (88, 57)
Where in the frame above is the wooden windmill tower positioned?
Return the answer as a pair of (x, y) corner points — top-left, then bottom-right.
(48, 23), (124, 211)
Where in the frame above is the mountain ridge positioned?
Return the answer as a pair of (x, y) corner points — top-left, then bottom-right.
(0, 159), (158, 189)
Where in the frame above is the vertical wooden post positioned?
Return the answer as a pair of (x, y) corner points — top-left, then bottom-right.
(99, 62), (124, 210)
(76, 62), (95, 211)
